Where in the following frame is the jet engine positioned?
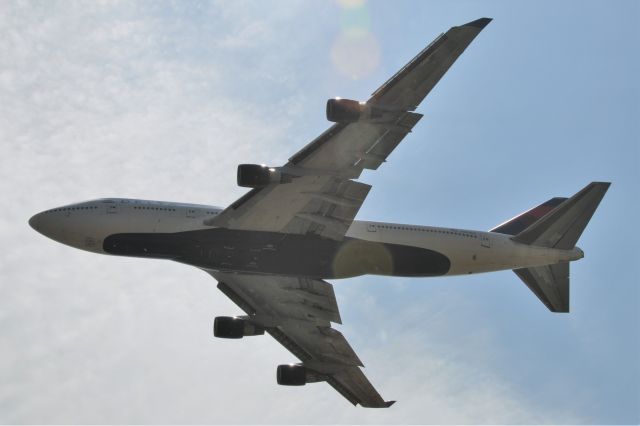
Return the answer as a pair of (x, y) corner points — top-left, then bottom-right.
(276, 364), (308, 386)
(213, 316), (264, 339)
(326, 98), (389, 123)
(237, 164), (291, 188)
(326, 98), (363, 123)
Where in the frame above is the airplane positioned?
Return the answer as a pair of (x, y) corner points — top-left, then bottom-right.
(29, 17), (610, 408)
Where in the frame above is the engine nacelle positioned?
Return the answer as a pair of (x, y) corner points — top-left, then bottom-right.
(326, 98), (390, 123)
(237, 164), (290, 188)
(326, 98), (405, 125)
(276, 364), (326, 385)
(213, 316), (264, 339)
(326, 98), (363, 122)
(276, 364), (308, 386)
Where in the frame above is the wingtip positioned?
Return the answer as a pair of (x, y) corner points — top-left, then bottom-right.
(584, 181), (612, 193)
(359, 400), (396, 408)
(463, 17), (493, 29)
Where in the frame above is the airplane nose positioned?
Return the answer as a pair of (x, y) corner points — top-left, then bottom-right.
(29, 212), (43, 232)
(29, 210), (68, 243)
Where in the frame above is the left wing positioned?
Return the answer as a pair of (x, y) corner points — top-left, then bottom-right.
(208, 18), (491, 241)
(209, 271), (395, 408)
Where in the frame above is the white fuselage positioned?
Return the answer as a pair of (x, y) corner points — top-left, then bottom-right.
(29, 198), (583, 277)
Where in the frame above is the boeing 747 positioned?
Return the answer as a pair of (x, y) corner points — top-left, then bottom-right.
(29, 18), (609, 408)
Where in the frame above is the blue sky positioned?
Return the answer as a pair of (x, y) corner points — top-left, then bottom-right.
(1, 0), (638, 423)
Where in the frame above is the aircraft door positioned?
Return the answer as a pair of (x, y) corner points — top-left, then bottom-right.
(480, 235), (491, 248)
(104, 201), (117, 214)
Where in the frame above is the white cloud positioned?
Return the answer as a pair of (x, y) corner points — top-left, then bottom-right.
(0, 1), (587, 423)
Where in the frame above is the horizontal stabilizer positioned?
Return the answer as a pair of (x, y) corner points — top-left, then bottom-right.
(514, 262), (570, 312)
(512, 182), (610, 249)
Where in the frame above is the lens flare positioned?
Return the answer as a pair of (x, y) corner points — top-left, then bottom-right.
(331, 30), (380, 80)
(331, 0), (380, 80)
(336, 0), (365, 9)
(339, 3), (370, 31)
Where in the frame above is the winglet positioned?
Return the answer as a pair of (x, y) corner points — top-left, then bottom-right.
(463, 17), (493, 29)
(385, 400), (396, 408)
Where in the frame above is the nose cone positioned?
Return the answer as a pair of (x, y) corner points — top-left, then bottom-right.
(29, 210), (65, 243)
(29, 212), (44, 233)
(29, 204), (106, 254)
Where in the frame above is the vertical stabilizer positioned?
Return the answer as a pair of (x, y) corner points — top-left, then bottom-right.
(512, 182), (610, 249)
(491, 197), (567, 235)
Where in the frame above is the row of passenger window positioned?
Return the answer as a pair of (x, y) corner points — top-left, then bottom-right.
(45, 206), (98, 213)
(43, 205), (220, 214)
(133, 207), (220, 215)
(133, 206), (176, 212)
(377, 224), (477, 238)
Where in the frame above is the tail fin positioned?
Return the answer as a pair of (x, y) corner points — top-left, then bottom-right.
(490, 197), (567, 236)
(493, 182), (610, 313)
(511, 182), (610, 249)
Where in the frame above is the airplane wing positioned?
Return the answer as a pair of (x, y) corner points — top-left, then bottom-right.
(207, 18), (492, 241)
(210, 271), (395, 408)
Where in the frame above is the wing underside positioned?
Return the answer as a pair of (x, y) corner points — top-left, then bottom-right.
(210, 271), (394, 408)
(208, 18), (492, 242)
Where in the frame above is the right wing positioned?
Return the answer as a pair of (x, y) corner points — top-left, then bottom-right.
(207, 18), (492, 240)
(209, 271), (395, 408)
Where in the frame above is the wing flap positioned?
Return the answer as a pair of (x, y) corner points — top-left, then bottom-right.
(282, 324), (363, 367)
(288, 179), (371, 240)
(355, 112), (424, 171)
(288, 113), (422, 175)
(211, 175), (334, 233)
(216, 273), (342, 325)
(212, 176), (370, 241)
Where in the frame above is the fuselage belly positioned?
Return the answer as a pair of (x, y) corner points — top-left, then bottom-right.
(29, 198), (582, 279)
